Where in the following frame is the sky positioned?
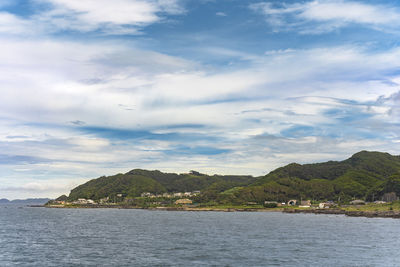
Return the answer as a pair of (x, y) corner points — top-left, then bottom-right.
(1, 0), (400, 199)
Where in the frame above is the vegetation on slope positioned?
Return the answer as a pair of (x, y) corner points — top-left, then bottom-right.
(59, 151), (400, 206)
(66, 170), (257, 201)
(232, 151), (400, 203)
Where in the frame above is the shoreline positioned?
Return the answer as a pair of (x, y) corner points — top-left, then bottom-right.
(38, 204), (400, 219)
(42, 204), (281, 212)
(282, 208), (400, 219)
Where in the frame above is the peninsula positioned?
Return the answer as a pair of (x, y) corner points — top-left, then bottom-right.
(46, 151), (400, 218)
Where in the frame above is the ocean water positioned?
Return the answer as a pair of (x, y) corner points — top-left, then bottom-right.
(0, 205), (400, 266)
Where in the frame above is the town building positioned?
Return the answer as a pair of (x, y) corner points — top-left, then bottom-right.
(319, 202), (333, 209)
(350, 200), (365, 205)
(73, 198), (96, 205)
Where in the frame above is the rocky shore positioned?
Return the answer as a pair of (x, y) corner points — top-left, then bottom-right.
(283, 208), (400, 219)
(43, 204), (273, 212)
(41, 204), (400, 219)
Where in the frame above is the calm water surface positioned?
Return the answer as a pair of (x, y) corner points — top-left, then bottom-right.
(0, 205), (399, 266)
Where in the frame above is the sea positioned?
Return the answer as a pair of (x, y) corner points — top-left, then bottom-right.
(1, 205), (399, 266)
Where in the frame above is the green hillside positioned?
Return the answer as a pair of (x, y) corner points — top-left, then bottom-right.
(233, 151), (400, 203)
(61, 151), (400, 205)
(66, 170), (257, 201)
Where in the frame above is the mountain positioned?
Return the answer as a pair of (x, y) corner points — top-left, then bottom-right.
(233, 151), (400, 203)
(0, 198), (51, 204)
(66, 169), (257, 201)
(11, 198), (51, 205)
(58, 151), (400, 205)
(0, 198), (10, 204)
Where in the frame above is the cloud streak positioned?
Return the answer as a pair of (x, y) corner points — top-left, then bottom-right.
(1, 0), (400, 198)
(250, 0), (400, 34)
(34, 0), (185, 34)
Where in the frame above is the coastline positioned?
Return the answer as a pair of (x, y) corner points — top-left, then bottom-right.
(282, 208), (400, 219)
(42, 204), (281, 212)
(39, 204), (400, 219)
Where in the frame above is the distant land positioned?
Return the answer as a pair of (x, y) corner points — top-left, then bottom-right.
(0, 198), (51, 205)
(52, 151), (400, 207)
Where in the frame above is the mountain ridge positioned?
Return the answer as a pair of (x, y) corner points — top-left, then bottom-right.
(58, 151), (400, 204)
(0, 198), (51, 204)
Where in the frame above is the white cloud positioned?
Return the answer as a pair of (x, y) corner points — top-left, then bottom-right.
(1, 37), (400, 137)
(67, 137), (110, 151)
(2, 7), (400, 198)
(250, 0), (400, 34)
(35, 0), (184, 34)
(0, 178), (90, 199)
(0, 0), (185, 36)
(0, 12), (34, 34)
(299, 1), (398, 24)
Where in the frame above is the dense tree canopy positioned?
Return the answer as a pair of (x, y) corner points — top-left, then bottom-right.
(62, 151), (400, 204)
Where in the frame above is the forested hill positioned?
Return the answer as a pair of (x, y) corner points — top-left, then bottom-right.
(258, 151), (400, 183)
(235, 151), (400, 203)
(65, 169), (257, 201)
(60, 151), (400, 204)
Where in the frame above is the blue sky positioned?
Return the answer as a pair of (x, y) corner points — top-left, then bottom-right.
(1, 0), (400, 199)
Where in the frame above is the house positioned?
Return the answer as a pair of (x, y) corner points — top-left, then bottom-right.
(350, 200), (365, 205)
(77, 198), (87, 204)
(141, 192), (152, 197)
(173, 192), (183, 197)
(175, 198), (192, 205)
(73, 198), (95, 204)
(288, 200), (297, 206)
(162, 193), (172, 198)
(319, 202), (332, 209)
(184, 192), (192, 197)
